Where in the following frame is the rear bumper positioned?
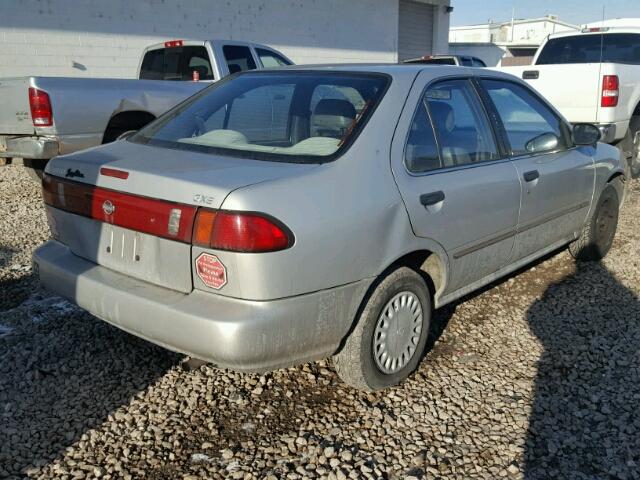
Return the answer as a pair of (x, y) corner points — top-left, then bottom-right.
(0, 135), (59, 159)
(33, 240), (371, 372)
(597, 124), (618, 144)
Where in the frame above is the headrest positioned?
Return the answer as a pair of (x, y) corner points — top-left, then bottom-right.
(429, 101), (454, 132)
(313, 99), (356, 119)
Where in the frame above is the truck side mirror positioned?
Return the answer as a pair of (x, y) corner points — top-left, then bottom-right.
(573, 123), (601, 146)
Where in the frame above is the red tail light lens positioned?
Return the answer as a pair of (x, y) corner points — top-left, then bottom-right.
(28, 87), (53, 127)
(164, 40), (184, 48)
(193, 209), (293, 253)
(42, 174), (197, 242)
(601, 75), (619, 107)
(43, 174), (293, 252)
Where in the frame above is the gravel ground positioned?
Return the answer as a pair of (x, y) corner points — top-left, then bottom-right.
(1, 164), (639, 480)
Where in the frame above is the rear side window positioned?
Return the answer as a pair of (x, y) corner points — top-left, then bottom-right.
(140, 46), (213, 80)
(223, 45), (257, 74)
(537, 33), (640, 65)
(405, 79), (498, 173)
(256, 48), (292, 68)
(482, 79), (570, 156)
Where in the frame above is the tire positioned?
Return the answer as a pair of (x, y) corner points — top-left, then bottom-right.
(618, 115), (640, 179)
(333, 266), (431, 391)
(569, 184), (619, 261)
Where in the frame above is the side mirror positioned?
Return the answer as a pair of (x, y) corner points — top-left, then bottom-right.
(572, 123), (601, 146)
(525, 132), (559, 153)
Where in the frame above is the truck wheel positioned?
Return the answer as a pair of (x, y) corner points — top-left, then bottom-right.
(333, 266), (431, 391)
(569, 184), (619, 261)
(619, 116), (640, 179)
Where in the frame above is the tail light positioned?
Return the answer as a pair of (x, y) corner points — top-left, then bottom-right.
(601, 75), (619, 107)
(193, 209), (293, 253)
(29, 87), (53, 127)
(42, 174), (197, 243)
(164, 40), (183, 48)
(43, 174), (294, 252)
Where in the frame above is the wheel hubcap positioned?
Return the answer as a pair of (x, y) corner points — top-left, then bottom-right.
(373, 291), (423, 374)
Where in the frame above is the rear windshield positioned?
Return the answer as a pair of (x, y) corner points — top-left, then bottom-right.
(537, 33), (640, 65)
(140, 46), (214, 80)
(132, 72), (390, 163)
(407, 57), (457, 65)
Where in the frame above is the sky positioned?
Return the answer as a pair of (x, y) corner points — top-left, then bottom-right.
(451, 0), (640, 26)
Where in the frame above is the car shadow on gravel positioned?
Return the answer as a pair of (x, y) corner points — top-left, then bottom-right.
(524, 261), (640, 479)
(0, 299), (180, 477)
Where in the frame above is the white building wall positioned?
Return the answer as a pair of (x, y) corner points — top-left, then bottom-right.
(0, 0), (408, 78)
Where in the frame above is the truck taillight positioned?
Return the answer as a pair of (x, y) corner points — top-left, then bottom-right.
(193, 209), (293, 253)
(28, 87), (53, 127)
(164, 40), (183, 48)
(601, 75), (619, 107)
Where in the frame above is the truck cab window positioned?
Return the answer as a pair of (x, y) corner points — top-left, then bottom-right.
(256, 48), (292, 68)
(223, 45), (257, 74)
(140, 46), (213, 80)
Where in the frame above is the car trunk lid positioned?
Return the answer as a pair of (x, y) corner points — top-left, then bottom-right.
(44, 140), (316, 292)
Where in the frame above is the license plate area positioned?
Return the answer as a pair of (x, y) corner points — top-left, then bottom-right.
(48, 207), (193, 293)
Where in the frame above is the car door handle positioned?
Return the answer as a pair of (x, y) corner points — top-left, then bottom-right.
(420, 191), (445, 206)
(523, 170), (540, 182)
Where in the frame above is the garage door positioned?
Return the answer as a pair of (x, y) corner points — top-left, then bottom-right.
(398, 0), (434, 61)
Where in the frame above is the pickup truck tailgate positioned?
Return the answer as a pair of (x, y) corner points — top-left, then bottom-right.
(0, 78), (35, 135)
(507, 65), (602, 123)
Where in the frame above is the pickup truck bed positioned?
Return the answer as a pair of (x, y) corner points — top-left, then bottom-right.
(0, 76), (203, 159)
(0, 39), (293, 174)
(497, 27), (640, 178)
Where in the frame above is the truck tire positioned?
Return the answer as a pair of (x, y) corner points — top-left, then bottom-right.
(618, 115), (640, 179)
(569, 184), (619, 261)
(333, 266), (431, 391)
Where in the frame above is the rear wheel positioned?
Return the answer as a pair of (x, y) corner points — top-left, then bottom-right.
(618, 116), (640, 179)
(569, 184), (619, 261)
(333, 266), (431, 391)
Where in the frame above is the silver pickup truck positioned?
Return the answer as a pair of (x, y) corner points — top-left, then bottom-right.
(0, 39), (292, 176)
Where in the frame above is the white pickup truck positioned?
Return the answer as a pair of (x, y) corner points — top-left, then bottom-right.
(499, 26), (640, 178)
(0, 39), (292, 176)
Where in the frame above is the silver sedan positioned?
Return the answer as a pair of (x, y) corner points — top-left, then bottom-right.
(34, 65), (626, 390)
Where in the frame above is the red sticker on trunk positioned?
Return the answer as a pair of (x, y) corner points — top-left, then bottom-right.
(195, 253), (227, 290)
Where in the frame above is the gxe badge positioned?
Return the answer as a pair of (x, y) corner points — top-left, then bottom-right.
(102, 200), (116, 216)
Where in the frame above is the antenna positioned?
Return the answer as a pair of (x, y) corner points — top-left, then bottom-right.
(599, 5), (605, 64)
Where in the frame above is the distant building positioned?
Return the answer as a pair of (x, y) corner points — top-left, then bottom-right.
(0, 0), (452, 78)
(449, 15), (579, 66)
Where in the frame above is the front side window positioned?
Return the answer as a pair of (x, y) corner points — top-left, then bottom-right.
(133, 72), (389, 162)
(140, 46), (213, 81)
(482, 79), (570, 156)
(223, 45), (257, 74)
(405, 79), (498, 172)
(256, 48), (292, 68)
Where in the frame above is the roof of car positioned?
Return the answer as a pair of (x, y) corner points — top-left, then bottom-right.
(247, 63), (468, 74)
